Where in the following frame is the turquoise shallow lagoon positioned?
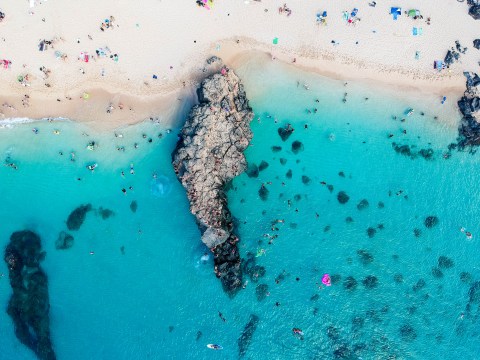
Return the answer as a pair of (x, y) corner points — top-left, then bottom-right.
(1, 57), (480, 359)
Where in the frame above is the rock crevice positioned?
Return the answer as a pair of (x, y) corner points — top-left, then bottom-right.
(172, 67), (253, 294)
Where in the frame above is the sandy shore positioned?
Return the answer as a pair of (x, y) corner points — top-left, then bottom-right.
(0, 0), (478, 130)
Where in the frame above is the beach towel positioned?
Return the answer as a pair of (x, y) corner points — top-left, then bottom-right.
(273, 37), (278, 45)
(390, 7), (401, 20)
(412, 27), (423, 36)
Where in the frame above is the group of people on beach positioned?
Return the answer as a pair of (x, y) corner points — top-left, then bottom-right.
(100, 16), (116, 31)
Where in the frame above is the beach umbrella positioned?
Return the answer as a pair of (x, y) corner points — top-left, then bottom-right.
(82, 92), (90, 100)
(408, 9), (417, 17)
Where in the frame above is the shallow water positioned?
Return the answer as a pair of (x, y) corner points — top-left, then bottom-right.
(1, 58), (479, 360)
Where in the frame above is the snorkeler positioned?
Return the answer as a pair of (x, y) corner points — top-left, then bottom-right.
(218, 312), (227, 322)
(292, 328), (304, 336)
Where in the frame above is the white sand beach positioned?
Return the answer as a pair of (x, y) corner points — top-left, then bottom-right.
(0, 0), (478, 129)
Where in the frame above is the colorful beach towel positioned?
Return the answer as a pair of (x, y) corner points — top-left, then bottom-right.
(390, 7), (401, 20)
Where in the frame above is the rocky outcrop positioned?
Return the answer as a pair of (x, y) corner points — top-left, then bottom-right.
(4, 230), (56, 360)
(172, 67), (254, 294)
(457, 72), (480, 149)
(474, 39), (480, 50)
(469, 4), (480, 20)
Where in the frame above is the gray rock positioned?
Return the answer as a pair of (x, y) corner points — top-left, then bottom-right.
(55, 231), (74, 250)
(469, 5), (480, 20)
(473, 39), (480, 49)
(172, 66), (253, 294)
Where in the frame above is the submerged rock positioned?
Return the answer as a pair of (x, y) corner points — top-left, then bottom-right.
(438, 256), (454, 269)
(466, 281), (480, 314)
(66, 204), (92, 230)
(366, 227), (377, 238)
(258, 160), (269, 172)
(4, 230), (56, 360)
(357, 250), (374, 265)
(55, 231), (74, 250)
(129, 200), (138, 213)
(291, 140), (304, 154)
(431, 267), (444, 279)
(343, 276), (358, 291)
(246, 163), (259, 178)
(301, 175), (311, 185)
(278, 125), (294, 141)
(255, 284), (269, 301)
(280, 158), (287, 165)
(172, 67), (253, 294)
(460, 272), (472, 283)
(337, 191), (350, 204)
(286, 169), (292, 178)
(413, 279), (426, 292)
(271, 145), (282, 152)
(399, 324), (417, 342)
(394, 274), (404, 283)
(424, 216), (439, 228)
(98, 207), (114, 220)
(362, 275), (379, 289)
(357, 199), (369, 210)
(238, 314), (260, 358)
(259, 185), (269, 201)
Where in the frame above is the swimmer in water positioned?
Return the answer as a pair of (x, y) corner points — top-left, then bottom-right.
(218, 312), (226, 322)
(292, 328), (304, 336)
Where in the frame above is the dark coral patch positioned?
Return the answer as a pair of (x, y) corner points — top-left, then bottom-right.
(337, 191), (350, 204)
(291, 140), (304, 154)
(66, 204), (92, 230)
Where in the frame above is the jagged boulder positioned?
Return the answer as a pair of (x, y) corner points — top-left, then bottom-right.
(474, 39), (480, 49)
(172, 66), (254, 294)
(457, 73), (480, 149)
(469, 5), (480, 20)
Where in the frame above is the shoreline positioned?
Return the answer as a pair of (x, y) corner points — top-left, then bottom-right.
(1, 0), (478, 131)
(1, 42), (467, 131)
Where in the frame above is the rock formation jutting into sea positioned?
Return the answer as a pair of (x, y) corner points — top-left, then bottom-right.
(4, 230), (56, 360)
(457, 72), (480, 149)
(172, 66), (254, 294)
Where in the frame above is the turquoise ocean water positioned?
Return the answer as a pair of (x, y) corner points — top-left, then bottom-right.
(1, 57), (480, 359)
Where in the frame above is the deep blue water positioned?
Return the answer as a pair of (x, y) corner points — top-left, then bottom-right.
(1, 57), (479, 360)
